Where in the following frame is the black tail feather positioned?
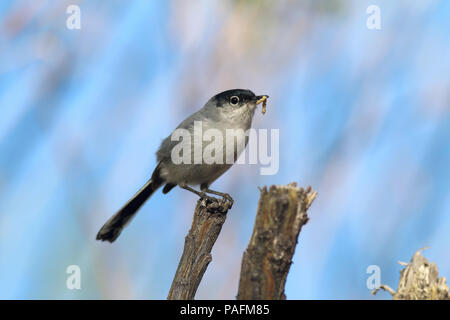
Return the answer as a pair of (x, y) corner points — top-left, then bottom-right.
(96, 164), (164, 242)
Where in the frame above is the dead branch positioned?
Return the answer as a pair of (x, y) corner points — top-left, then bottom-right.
(237, 183), (317, 300)
(373, 247), (450, 300)
(167, 198), (231, 300)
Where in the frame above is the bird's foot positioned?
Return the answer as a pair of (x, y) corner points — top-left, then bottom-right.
(221, 193), (234, 205)
(199, 193), (232, 213)
(201, 188), (234, 208)
(199, 192), (219, 204)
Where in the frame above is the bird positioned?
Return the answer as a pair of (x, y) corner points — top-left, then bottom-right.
(96, 89), (268, 242)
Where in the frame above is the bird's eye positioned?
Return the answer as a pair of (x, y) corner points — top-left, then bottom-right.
(230, 96), (240, 106)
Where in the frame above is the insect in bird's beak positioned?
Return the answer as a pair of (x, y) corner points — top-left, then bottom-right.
(256, 95), (269, 115)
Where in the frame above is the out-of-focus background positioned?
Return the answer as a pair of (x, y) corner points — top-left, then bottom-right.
(0, 0), (449, 299)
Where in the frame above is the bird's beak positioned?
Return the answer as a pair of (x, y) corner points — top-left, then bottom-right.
(255, 95), (269, 105)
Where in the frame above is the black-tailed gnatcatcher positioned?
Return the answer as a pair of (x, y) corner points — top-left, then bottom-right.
(97, 89), (268, 242)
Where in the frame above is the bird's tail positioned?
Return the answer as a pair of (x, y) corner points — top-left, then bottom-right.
(96, 164), (164, 243)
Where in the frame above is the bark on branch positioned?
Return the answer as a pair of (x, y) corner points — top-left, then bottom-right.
(237, 183), (317, 300)
(167, 198), (231, 300)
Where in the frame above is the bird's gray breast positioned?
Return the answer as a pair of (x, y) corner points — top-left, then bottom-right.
(156, 105), (255, 185)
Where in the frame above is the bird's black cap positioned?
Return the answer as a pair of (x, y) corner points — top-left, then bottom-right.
(212, 89), (260, 106)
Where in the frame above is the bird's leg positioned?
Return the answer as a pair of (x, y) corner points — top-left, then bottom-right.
(200, 184), (234, 204)
(179, 183), (217, 202)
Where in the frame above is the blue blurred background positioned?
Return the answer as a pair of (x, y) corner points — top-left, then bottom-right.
(0, 0), (449, 299)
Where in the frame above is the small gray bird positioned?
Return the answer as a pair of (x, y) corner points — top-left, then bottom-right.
(97, 89), (268, 242)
